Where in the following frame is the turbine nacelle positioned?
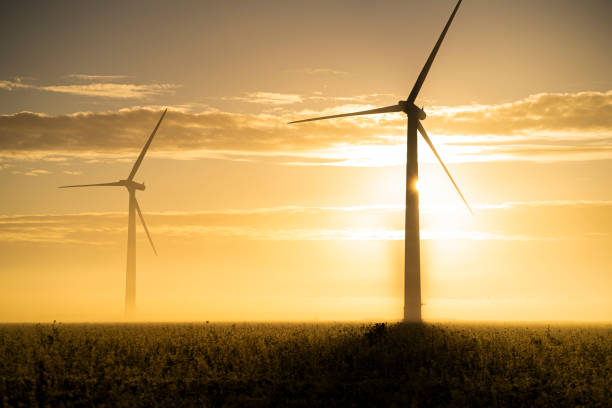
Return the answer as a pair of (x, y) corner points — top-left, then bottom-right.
(120, 179), (146, 191)
(398, 100), (426, 120)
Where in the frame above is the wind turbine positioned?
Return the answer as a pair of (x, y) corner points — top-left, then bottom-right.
(289, 0), (470, 322)
(59, 109), (167, 316)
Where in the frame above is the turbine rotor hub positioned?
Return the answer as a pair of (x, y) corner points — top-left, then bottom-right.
(398, 101), (426, 120)
(120, 179), (146, 191)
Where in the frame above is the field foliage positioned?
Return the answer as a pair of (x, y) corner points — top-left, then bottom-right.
(0, 322), (610, 407)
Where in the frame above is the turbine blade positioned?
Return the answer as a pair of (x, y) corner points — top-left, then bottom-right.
(134, 197), (157, 255)
(288, 104), (402, 124)
(417, 122), (472, 215)
(127, 109), (167, 181)
(407, 0), (462, 104)
(58, 181), (123, 188)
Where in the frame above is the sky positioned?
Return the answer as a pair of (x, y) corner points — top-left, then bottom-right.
(1, 0), (611, 322)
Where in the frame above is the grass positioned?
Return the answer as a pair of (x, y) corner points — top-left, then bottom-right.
(0, 322), (610, 407)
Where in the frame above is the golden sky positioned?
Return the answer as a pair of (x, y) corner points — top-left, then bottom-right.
(0, 0), (611, 322)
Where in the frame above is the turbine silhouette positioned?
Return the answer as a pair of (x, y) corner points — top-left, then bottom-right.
(59, 109), (167, 316)
(289, 0), (469, 322)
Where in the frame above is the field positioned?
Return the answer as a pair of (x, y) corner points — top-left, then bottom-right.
(0, 322), (610, 407)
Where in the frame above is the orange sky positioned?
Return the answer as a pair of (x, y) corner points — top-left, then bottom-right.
(0, 0), (611, 322)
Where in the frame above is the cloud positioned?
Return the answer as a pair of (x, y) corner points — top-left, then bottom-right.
(0, 79), (28, 91)
(0, 90), (610, 164)
(39, 83), (180, 98)
(225, 91), (397, 106)
(0, 107), (395, 160)
(66, 74), (129, 81)
(10, 168), (50, 176)
(226, 92), (304, 105)
(427, 90), (612, 135)
(1, 201), (609, 245)
(0, 78), (180, 99)
(307, 93), (399, 104)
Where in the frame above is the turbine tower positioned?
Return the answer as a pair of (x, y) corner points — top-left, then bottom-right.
(59, 109), (167, 316)
(289, 0), (469, 322)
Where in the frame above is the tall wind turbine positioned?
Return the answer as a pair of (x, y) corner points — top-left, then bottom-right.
(289, 0), (470, 323)
(59, 109), (167, 316)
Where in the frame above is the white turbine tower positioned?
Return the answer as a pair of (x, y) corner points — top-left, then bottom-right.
(289, 0), (470, 322)
(60, 109), (167, 316)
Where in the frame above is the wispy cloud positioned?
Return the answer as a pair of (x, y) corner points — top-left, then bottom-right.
(10, 168), (50, 176)
(226, 92), (304, 105)
(1, 200), (609, 245)
(0, 79), (28, 91)
(66, 74), (129, 81)
(0, 77), (180, 99)
(40, 83), (179, 98)
(224, 91), (397, 106)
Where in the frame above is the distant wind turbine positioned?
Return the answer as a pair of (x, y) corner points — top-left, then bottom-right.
(59, 109), (167, 316)
(289, 0), (469, 322)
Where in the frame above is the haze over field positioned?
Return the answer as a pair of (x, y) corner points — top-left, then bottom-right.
(1, 0), (611, 322)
